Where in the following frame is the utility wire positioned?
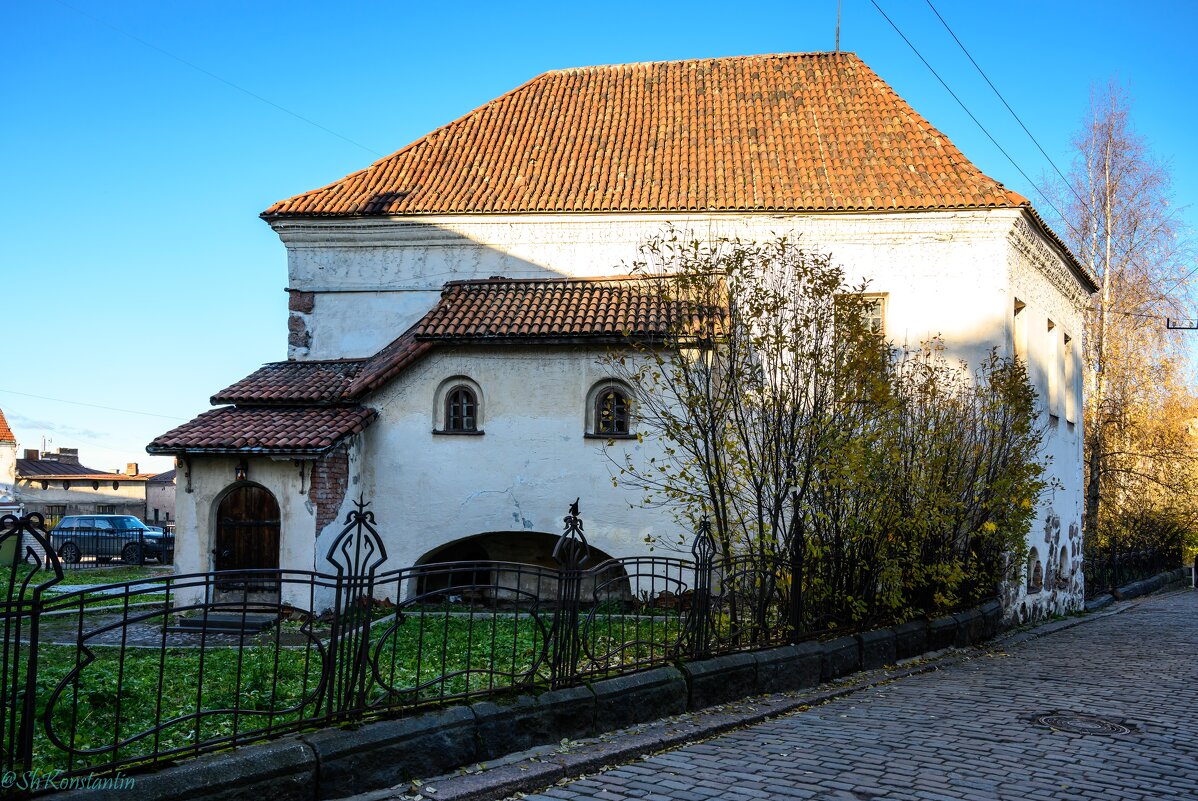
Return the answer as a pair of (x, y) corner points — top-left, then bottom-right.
(923, 0), (1083, 209)
(873, 0), (1198, 321)
(51, 0), (385, 158)
(924, 0), (1198, 313)
(867, 0), (1068, 225)
(0, 389), (187, 421)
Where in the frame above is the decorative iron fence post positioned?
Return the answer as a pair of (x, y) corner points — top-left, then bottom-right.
(324, 498), (388, 717)
(550, 499), (589, 689)
(687, 517), (716, 659)
(0, 513), (63, 775)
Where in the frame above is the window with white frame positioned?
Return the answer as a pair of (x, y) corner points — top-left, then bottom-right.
(586, 381), (635, 438)
(433, 376), (485, 435)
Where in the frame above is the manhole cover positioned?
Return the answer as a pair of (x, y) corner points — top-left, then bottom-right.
(1033, 713), (1131, 735)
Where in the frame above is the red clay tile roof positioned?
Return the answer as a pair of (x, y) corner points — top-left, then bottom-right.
(348, 330), (435, 398)
(263, 52), (1026, 218)
(147, 406), (377, 455)
(0, 408), (13, 442)
(150, 276), (702, 453)
(212, 360), (365, 405)
(213, 277), (680, 406)
(418, 277), (682, 340)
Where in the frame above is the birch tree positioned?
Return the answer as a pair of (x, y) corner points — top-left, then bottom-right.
(1044, 82), (1198, 553)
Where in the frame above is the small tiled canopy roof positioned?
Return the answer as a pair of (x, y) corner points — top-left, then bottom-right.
(0, 408), (13, 442)
(212, 276), (685, 406)
(263, 52), (1025, 218)
(150, 276), (680, 454)
(148, 406), (377, 455)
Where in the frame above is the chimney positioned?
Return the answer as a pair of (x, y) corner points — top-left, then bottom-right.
(45, 448), (80, 465)
(126, 462), (139, 476)
(23, 449), (39, 460)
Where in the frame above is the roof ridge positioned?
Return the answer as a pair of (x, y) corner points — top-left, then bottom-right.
(441, 274), (650, 288)
(544, 51), (858, 75)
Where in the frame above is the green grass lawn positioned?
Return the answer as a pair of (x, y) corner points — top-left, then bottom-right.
(21, 608), (681, 775)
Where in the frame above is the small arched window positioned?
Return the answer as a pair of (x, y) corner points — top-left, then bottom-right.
(594, 388), (630, 436)
(1027, 548), (1043, 594)
(446, 386), (478, 432)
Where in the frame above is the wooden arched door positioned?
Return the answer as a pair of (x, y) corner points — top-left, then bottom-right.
(215, 485), (280, 582)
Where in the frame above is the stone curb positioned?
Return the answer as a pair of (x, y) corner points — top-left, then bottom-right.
(52, 569), (1189, 801)
(349, 659), (960, 801)
(346, 574), (1193, 801)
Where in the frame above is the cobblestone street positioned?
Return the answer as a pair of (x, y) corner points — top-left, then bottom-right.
(523, 591), (1198, 801)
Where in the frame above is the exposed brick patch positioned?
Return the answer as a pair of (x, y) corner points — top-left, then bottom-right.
(311, 445), (349, 533)
(288, 290), (315, 313)
(287, 313), (311, 349)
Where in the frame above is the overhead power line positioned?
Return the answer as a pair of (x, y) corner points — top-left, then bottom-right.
(922, 0), (1084, 211)
(872, 0), (1198, 323)
(0, 389), (186, 421)
(51, 0), (384, 158)
(867, 0), (1069, 226)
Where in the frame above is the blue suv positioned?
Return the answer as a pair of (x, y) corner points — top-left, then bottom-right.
(49, 515), (175, 564)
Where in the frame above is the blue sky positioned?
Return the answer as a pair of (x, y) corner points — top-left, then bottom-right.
(4, 0), (1196, 473)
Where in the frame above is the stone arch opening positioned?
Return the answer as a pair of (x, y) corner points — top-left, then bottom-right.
(1026, 547), (1043, 594)
(414, 532), (630, 604)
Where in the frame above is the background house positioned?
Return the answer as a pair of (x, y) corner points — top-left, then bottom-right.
(151, 52), (1095, 619)
(146, 469), (176, 529)
(15, 448), (151, 527)
(0, 410), (18, 518)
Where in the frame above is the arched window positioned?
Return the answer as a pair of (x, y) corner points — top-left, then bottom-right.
(594, 387), (630, 436)
(433, 376), (484, 435)
(446, 386), (478, 432)
(1027, 548), (1043, 594)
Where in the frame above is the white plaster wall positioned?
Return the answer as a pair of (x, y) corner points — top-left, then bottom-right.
(1005, 217), (1089, 620)
(0, 440), (16, 505)
(266, 208), (1091, 615)
(174, 456), (320, 608)
(271, 210), (1027, 368)
(359, 346), (676, 573)
(146, 481), (176, 524)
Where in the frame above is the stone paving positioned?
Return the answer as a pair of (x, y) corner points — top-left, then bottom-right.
(519, 591), (1198, 801)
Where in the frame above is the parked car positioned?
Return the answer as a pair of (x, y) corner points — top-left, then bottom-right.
(49, 515), (175, 564)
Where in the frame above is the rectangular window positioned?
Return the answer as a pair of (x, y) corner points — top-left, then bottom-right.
(834, 293), (886, 336)
(861, 294), (886, 335)
(45, 505), (67, 528)
(1064, 333), (1076, 423)
(1012, 299), (1027, 362)
(1046, 320), (1059, 418)
(97, 505), (116, 515)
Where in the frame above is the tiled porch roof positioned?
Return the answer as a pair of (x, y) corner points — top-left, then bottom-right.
(147, 406), (377, 455)
(213, 276), (683, 405)
(154, 275), (697, 454)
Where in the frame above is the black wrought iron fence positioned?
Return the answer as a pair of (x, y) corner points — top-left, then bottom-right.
(1082, 545), (1180, 599)
(0, 501), (803, 783)
(5, 496), (1022, 785)
(38, 528), (175, 568)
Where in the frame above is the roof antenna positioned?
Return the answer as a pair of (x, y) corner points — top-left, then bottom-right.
(835, 0), (842, 53)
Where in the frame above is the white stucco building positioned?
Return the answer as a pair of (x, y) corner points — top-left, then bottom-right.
(150, 52), (1095, 621)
